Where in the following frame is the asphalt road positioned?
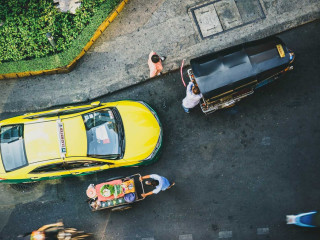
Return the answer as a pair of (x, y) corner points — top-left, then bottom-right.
(0, 20), (320, 240)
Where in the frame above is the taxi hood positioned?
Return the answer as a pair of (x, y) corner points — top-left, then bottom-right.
(116, 102), (161, 161)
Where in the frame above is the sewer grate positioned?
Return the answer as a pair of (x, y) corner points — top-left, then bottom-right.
(10, 182), (40, 192)
(190, 0), (266, 39)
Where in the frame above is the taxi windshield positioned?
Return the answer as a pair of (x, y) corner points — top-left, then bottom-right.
(0, 125), (28, 171)
(82, 108), (124, 159)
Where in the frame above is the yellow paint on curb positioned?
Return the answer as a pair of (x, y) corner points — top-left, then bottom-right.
(0, 0), (129, 80)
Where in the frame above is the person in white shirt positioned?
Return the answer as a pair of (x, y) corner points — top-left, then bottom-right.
(140, 174), (175, 198)
(182, 81), (203, 113)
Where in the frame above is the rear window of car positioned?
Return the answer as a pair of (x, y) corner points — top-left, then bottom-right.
(0, 125), (28, 172)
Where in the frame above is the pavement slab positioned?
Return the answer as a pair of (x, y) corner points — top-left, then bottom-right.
(0, 0), (319, 114)
(235, 0), (265, 23)
(215, 0), (243, 30)
(193, 3), (224, 37)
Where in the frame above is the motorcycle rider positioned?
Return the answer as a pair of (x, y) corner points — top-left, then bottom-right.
(19, 221), (64, 240)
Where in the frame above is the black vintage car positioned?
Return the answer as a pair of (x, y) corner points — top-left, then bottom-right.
(188, 37), (295, 114)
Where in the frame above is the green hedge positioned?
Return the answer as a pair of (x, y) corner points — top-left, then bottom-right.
(0, 0), (121, 74)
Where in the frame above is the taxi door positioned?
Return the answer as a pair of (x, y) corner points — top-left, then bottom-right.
(26, 160), (72, 181)
(64, 157), (111, 176)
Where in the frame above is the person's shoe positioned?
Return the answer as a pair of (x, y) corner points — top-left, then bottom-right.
(167, 182), (175, 189)
(160, 56), (167, 62)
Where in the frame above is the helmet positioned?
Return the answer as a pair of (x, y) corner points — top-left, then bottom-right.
(30, 231), (45, 240)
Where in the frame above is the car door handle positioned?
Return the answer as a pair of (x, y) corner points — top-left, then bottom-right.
(72, 172), (81, 175)
(31, 177), (40, 180)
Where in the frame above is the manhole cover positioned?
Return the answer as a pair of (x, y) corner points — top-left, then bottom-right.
(215, 0), (243, 30)
(190, 0), (266, 39)
(193, 4), (223, 38)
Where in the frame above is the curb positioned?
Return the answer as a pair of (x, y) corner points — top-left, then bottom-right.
(0, 0), (129, 80)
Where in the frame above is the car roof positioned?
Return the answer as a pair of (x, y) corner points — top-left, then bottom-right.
(0, 103), (118, 173)
(24, 120), (61, 163)
(23, 116), (87, 164)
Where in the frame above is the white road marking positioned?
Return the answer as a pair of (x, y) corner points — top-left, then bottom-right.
(261, 136), (271, 145)
(99, 210), (111, 240)
(179, 234), (193, 240)
(219, 231), (232, 238)
(257, 227), (269, 235)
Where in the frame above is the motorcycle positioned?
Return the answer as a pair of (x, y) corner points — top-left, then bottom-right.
(18, 220), (92, 240)
(287, 211), (320, 227)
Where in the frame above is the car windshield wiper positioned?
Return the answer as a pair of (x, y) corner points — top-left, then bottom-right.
(112, 108), (125, 157)
(7, 138), (20, 144)
(89, 154), (119, 160)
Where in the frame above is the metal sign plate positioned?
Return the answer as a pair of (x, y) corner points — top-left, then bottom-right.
(190, 0), (266, 39)
(193, 4), (223, 38)
(57, 120), (67, 158)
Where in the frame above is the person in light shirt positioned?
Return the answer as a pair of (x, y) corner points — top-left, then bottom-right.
(140, 174), (175, 198)
(182, 81), (203, 113)
(148, 51), (166, 78)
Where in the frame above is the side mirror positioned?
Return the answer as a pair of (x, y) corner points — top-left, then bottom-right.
(91, 101), (101, 107)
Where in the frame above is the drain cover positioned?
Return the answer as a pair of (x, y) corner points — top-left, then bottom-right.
(190, 0), (266, 39)
(193, 4), (223, 38)
(10, 182), (40, 192)
(215, 0), (243, 30)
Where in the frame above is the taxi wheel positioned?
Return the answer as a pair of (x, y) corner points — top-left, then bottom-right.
(111, 205), (132, 212)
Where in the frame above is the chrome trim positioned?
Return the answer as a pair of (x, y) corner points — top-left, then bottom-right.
(201, 90), (254, 115)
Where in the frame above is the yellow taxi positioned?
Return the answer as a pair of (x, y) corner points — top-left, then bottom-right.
(0, 101), (162, 183)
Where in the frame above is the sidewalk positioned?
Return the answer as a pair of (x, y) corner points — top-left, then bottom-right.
(0, 0), (319, 113)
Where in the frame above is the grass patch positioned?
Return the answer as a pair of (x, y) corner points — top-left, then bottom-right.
(0, 0), (122, 74)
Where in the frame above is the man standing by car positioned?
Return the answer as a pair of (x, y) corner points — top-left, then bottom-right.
(182, 81), (203, 113)
(140, 174), (175, 198)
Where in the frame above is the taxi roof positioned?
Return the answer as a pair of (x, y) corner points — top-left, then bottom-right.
(24, 116), (87, 164)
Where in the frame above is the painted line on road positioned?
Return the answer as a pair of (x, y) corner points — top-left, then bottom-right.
(219, 231), (232, 238)
(257, 227), (269, 235)
(99, 210), (112, 240)
(179, 234), (193, 240)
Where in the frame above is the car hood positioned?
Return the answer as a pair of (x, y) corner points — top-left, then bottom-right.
(116, 102), (161, 161)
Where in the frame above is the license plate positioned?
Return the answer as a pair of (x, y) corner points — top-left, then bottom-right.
(276, 44), (285, 58)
